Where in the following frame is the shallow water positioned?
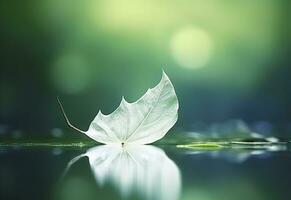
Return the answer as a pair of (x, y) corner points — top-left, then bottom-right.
(0, 143), (290, 200)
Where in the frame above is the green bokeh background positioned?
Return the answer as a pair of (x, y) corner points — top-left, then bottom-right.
(0, 0), (290, 137)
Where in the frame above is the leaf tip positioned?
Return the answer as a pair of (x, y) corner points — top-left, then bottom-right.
(161, 70), (170, 81)
(121, 96), (129, 105)
(161, 69), (166, 75)
(98, 110), (106, 117)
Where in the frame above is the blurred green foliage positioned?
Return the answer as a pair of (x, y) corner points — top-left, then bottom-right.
(0, 0), (290, 137)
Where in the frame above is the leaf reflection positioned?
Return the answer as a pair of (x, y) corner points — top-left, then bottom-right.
(64, 145), (181, 200)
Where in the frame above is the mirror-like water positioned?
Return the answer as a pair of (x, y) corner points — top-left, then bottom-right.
(0, 144), (290, 200)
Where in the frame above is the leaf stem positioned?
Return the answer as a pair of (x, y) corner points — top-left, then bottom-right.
(57, 96), (87, 134)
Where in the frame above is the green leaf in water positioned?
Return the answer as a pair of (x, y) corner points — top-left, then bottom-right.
(177, 142), (226, 150)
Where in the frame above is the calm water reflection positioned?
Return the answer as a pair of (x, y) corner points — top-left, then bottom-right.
(0, 145), (290, 200)
(63, 145), (181, 200)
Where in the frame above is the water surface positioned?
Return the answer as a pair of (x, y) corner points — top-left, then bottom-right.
(0, 143), (290, 200)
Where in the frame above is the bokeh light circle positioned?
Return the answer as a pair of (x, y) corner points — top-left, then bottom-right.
(51, 54), (92, 94)
(171, 26), (213, 69)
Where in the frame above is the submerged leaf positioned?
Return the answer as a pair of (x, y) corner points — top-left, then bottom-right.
(84, 71), (179, 144)
(177, 142), (225, 150)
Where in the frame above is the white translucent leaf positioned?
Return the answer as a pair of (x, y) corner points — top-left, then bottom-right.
(65, 144), (181, 200)
(85, 71), (178, 144)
